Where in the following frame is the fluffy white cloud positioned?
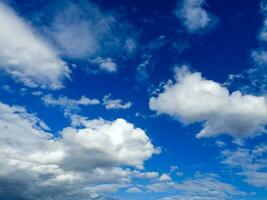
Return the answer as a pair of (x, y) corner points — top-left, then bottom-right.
(0, 101), (157, 199)
(222, 144), (267, 188)
(175, 0), (216, 33)
(103, 94), (132, 110)
(149, 66), (267, 138)
(61, 118), (157, 170)
(0, 2), (69, 89)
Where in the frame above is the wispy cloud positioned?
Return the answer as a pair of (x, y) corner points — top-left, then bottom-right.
(147, 173), (245, 200)
(103, 94), (132, 110)
(222, 144), (267, 188)
(175, 0), (217, 34)
(226, 0), (267, 93)
(90, 57), (118, 73)
(0, 2), (70, 89)
(46, 1), (138, 73)
(42, 94), (100, 115)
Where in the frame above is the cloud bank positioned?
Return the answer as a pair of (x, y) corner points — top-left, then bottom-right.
(0, 101), (157, 199)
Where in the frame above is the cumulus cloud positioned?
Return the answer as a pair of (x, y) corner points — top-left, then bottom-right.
(103, 94), (132, 110)
(0, 2), (70, 89)
(175, 0), (216, 33)
(0, 101), (157, 199)
(149, 66), (267, 138)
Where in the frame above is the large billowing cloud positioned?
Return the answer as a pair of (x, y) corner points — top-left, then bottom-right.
(175, 0), (216, 33)
(149, 66), (267, 138)
(0, 2), (70, 89)
(0, 101), (157, 199)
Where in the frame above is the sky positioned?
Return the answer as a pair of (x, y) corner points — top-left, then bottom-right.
(0, 0), (267, 199)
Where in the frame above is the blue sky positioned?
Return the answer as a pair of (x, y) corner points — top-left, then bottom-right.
(0, 0), (267, 199)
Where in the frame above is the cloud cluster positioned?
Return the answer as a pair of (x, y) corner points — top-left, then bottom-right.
(147, 173), (245, 200)
(0, 2), (70, 89)
(0, 101), (157, 199)
(150, 66), (267, 138)
(175, 0), (216, 33)
(222, 144), (267, 188)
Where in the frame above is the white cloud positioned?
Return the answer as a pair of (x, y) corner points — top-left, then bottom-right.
(48, 2), (137, 61)
(91, 57), (118, 73)
(1, 84), (11, 92)
(103, 94), (132, 110)
(61, 118), (158, 170)
(149, 66), (267, 139)
(132, 170), (159, 179)
(259, 1), (267, 42)
(136, 54), (151, 84)
(245, 1), (267, 92)
(124, 38), (137, 55)
(0, 101), (157, 199)
(147, 173), (245, 200)
(224, 1), (267, 94)
(32, 91), (43, 96)
(222, 144), (267, 188)
(251, 49), (267, 66)
(49, 3), (113, 59)
(0, 2), (70, 89)
(159, 173), (172, 182)
(42, 94), (100, 109)
(175, 0), (216, 33)
(126, 187), (142, 193)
